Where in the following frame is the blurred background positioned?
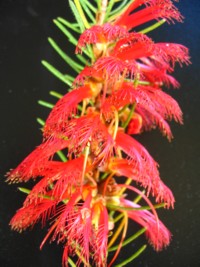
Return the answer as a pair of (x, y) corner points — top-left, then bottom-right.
(0, 1), (200, 266)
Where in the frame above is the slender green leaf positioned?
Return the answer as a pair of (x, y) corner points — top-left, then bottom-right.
(38, 100), (54, 109)
(108, 202), (165, 211)
(57, 17), (81, 33)
(114, 245), (147, 267)
(122, 103), (136, 129)
(64, 74), (75, 82)
(41, 60), (72, 85)
(74, 0), (91, 28)
(137, 203), (166, 211)
(76, 54), (88, 65)
(79, 0), (96, 23)
(49, 90), (63, 99)
(56, 151), (67, 162)
(53, 19), (91, 58)
(108, 0), (133, 21)
(69, 0), (85, 32)
(18, 187), (31, 194)
(108, 228), (146, 252)
(48, 37), (83, 73)
(107, 204), (137, 211)
(133, 190), (146, 204)
(81, 0), (97, 13)
(104, 0), (115, 21)
(53, 19), (78, 46)
(37, 117), (45, 126)
(95, 0), (101, 10)
(138, 80), (151, 85)
(113, 213), (124, 223)
(139, 19), (166, 34)
(18, 187), (52, 200)
(68, 257), (76, 267)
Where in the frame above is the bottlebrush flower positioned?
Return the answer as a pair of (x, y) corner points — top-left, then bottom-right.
(7, 1), (190, 266)
(119, 198), (171, 251)
(114, 0), (183, 30)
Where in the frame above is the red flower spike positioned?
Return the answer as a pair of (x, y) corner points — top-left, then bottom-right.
(137, 105), (174, 140)
(114, 131), (175, 207)
(156, 43), (191, 67)
(102, 23), (127, 42)
(137, 61), (180, 88)
(52, 193), (108, 267)
(48, 114), (114, 164)
(23, 157), (85, 206)
(44, 85), (92, 136)
(112, 33), (154, 61)
(115, 0), (182, 30)
(115, 131), (160, 186)
(109, 157), (175, 208)
(76, 23), (127, 54)
(76, 25), (103, 54)
(74, 66), (104, 86)
(92, 202), (108, 267)
(94, 56), (126, 79)
(153, 180), (175, 209)
(7, 1), (189, 265)
(109, 157), (153, 192)
(63, 195), (93, 266)
(102, 82), (182, 139)
(142, 86), (183, 123)
(10, 198), (57, 232)
(49, 191), (83, 244)
(120, 198), (171, 250)
(6, 137), (69, 183)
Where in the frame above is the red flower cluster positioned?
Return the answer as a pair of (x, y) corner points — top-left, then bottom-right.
(7, 1), (189, 266)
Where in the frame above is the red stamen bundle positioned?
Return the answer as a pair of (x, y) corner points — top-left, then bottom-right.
(7, 1), (189, 266)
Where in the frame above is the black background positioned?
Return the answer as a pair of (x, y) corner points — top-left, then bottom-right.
(0, 1), (200, 266)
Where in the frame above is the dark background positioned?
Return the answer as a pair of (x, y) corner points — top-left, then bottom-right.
(0, 1), (200, 266)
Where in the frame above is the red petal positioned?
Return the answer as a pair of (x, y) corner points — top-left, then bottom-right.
(121, 198), (171, 250)
(115, 0), (182, 30)
(44, 85), (92, 136)
(6, 138), (69, 183)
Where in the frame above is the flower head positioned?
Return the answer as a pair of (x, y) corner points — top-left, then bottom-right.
(7, 0), (189, 266)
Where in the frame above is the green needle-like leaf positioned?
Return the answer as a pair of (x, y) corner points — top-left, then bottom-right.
(18, 187), (31, 194)
(49, 90), (63, 99)
(140, 19), (166, 34)
(79, 0), (96, 23)
(74, 0), (90, 28)
(81, 0), (97, 13)
(68, 257), (77, 267)
(41, 60), (72, 85)
(104, 0), (115, 21)
(48, 37), (83, 73)
(56, 151), (67, 162)
(53, 19), (78, 46)
(108, 228), (146, 252)
(114, 244), (147, 267)
(108, 0), (128, 16)
(53, 19), (91, 58)
(57, 17), (81, 33)
(18, 187), (52, 200)
(122, 103), (136, 129)
(37, 117), (45, 126)
(76, 54), (88, 65)
(69, 0), (85, 32)
(108, 0), (133, 21)
(38, 100), (54, 109)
